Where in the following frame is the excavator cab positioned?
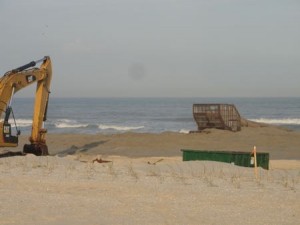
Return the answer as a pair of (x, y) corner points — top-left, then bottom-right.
(0, 106), (20, 147)
(2, 122), (18, 146)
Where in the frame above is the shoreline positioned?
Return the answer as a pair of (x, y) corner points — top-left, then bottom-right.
(5, 126), (299, 160)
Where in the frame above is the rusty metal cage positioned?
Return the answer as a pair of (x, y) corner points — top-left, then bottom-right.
(193, 104), (241, 132)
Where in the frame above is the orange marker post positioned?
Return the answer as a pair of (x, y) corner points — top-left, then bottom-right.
(252, 146), (258, 179)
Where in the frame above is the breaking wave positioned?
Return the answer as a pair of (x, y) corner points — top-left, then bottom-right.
(179, 129), (190, 134)
(9, 119), (32, 127)
(54, 119), (89, 128)
(250, 118), (300, 125)
(98, 124), (144, 131)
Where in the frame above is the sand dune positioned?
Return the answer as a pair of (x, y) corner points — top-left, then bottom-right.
(1, 126), (300, 224)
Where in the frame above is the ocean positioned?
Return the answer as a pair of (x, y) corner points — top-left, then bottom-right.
(9, 97), (300, 135)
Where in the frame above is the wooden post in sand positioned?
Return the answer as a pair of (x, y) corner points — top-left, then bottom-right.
(253, 146), (258, 179)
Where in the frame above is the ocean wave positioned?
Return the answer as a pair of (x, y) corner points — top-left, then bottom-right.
(98, 124), (144, 131)
(55, 123), (89, 128)
(9, 119), (32, 127)
(54, 119), (89, 128)
(250, 118), (300, 125)
(179, 129), (190, 134)
(9, 118), (89, 129)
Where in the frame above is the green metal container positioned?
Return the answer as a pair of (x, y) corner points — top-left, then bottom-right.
(181, 149), (269, 170)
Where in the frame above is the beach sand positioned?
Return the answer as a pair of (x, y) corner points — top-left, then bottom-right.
(1, 126), (300, 224)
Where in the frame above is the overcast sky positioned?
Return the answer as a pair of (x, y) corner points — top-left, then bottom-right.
(0, 0), (299, 98)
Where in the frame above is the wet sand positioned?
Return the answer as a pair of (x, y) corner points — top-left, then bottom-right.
(37, 126), (300, 159)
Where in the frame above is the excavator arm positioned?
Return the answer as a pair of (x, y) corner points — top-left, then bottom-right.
(0, 56), (52, 155)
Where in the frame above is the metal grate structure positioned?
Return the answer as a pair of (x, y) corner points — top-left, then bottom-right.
(193, 104), (241, 132)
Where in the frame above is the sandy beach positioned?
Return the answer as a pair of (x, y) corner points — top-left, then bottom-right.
(1, 126), (300, 224)
(2, 0), (299, 223)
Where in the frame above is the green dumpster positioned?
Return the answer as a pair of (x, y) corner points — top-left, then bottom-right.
(181, 149), (269, 170)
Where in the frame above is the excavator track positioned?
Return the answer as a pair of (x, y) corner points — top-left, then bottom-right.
(0, 151), (24, 158)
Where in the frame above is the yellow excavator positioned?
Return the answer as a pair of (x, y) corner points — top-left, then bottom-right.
(0, 56), (52, 156)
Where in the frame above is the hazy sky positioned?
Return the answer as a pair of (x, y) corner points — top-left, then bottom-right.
(0, 0), (299, 97)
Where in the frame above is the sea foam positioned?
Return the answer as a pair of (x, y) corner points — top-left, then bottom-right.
(54, 119), (88, 128)
(179, 129), (190, 134)
(250, 118), (300, 125)
(9, 119), (32, 127)
(98, 124), (144, 131)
